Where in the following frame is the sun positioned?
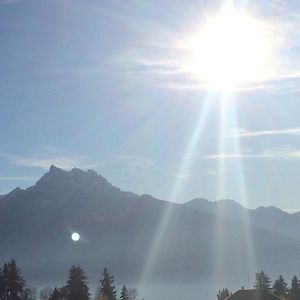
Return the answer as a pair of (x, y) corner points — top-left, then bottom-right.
(179, 8), (276, 90)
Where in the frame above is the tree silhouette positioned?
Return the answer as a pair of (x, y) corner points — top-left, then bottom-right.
(120, 286), (129, 300)
(24, 287), (37, 300)
(39, 287), (53, 300)
(58, 286), (67, 300)
(127, 289), (137, 300)
(289, 275), (300, 300)
(217, 288), (230, 300)
(254, 270), (271, 292)
(272, 275), (288, 297)
(97, 268), (117, 300)
(65, 266), (90, 300)
(0, 259), (26, 300)
(49, 287), (61, 300)
(0, 263), (7, 299)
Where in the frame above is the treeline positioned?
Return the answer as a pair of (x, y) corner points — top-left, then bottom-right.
(0, 259), (139, 300)
(218, 270), (300, 300)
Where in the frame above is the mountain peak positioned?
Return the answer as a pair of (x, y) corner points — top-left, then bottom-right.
(49, 164), (63, 173)
(6, 187), (23, 198)
(32, 165), (113, 193)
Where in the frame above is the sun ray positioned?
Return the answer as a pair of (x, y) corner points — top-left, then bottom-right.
(138, 93), (215, 293)
(213, 93), (258, 286)
(213, 93), (230, 283)
(230, 96), (258, 286)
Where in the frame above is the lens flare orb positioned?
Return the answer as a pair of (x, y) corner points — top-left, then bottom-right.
(71, 232), (80, 242)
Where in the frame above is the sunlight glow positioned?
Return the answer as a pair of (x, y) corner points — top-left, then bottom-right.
(138, 95), (214, 292)
(230, 97), (258, 285)
(213, 94), (258, 285)
(178, 7), (276, 90)
(213, 93), (230, 282)
(138, 5), (272, 292)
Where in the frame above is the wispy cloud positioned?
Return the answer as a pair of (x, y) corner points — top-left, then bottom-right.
(114, 1), (300, 93)
(0, 0), (26, 4)
(174, 173), (194, 179)
(174, 169), (218, 178)
(0, 153), (87, 170)
(226, 128), (300, 138)
(0, 176), (37, 181)
(115, 154), (155, 169)
(203, 147), (300, 160)
(126, 57), (280, 93)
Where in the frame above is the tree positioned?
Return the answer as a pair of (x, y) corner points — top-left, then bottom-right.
(65, 266), (90, 300)
(272, 275), (288, 298)
(1, 259), (26, 300)
(217, 288), (230, 300)
(120, 286), (128, 300)
(39, 287), (53, 300)
(289, 275), (300, 300)
(49, 287), (60, 300)
(24, 288), (37, 300)
(57, 286), (68, 300)
(127, 289), (137, 300)
(254, 271), (271, 292)
(97, 268), (116, 300)
(0, 263), (8, 300)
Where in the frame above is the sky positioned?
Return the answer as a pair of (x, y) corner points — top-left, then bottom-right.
(1, 0), (300, 210)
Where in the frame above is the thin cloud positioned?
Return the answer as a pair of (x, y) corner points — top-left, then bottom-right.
(203, 148), (300, 160)
(0, 0), (26, 4)
(115, 1), (300, 94)
(226, 128), (300, 138)
(174, 173), (194, 179)
(0, 176), (37, 181)
(0, 153), (87, 170)
(115, 154), (155, 169)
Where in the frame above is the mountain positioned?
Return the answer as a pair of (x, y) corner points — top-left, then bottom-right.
(185, 198), (300, 239)
(1, 166), (300, 293)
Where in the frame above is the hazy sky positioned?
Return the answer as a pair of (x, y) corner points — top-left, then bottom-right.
(1, 0), (300, 210)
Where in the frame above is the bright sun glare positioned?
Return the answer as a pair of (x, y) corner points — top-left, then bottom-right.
(181, 8), (276, 90)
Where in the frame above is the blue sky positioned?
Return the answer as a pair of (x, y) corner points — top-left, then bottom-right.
(1, 0), (300, 210)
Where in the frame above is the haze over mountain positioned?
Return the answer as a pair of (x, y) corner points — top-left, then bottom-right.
(185, 198), (300, 240)
(1, 166), (300, 299)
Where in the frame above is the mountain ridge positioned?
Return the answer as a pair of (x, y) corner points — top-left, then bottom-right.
(185, 197), (294, 216)
(184, 198), (300, 239)
(1, 166), (300, 291)
(1, 167), (295, 214)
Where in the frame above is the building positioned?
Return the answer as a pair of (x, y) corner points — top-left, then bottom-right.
(226, 289), (281, 300)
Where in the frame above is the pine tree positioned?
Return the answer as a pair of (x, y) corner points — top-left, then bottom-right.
(65, 266), (90, 300)
(97, 268), (117, 300)
(0, 264), (7, 300)
(58, 286), (68, 300)
(120, 286), (129, 300)
(289, 275), (300, 300)
(217, 288), (230, 300)
(272, 275), (288, 298)
(24, 288), (37, 300)
(127, 289), (137, 300)
(39, 287), (53, 300)
(254, 270), (271, 292)
(49, 287), (61, 300)
(1, 259), (26, 300)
